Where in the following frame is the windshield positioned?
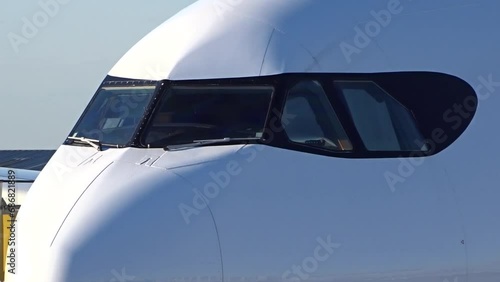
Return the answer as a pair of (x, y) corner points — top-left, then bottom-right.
(143, 86), (273, 147)
(68, 84), (156, 146)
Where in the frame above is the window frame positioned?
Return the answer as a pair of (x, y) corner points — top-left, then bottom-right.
(268, 73), (472, 159)
(136, 78), (278, 148)
(68, 72), (476, 159)
(65, 78), (160, 148)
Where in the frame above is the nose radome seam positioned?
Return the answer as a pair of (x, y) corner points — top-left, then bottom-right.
(168, 169), (226, 282)
(49, 161), (114, 247)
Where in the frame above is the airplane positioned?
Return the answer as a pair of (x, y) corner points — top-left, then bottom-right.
(5, 0), (500, 281)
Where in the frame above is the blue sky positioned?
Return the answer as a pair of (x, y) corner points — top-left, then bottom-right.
(1, 0), (499, 151)
(0, 0), (196, 149)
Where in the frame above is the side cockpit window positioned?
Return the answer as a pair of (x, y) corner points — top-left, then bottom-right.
(282, 81), (353, 151)
(335, 81), (427, 152)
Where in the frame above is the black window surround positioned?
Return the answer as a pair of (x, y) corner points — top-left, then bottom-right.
(68, 72), (477, 159)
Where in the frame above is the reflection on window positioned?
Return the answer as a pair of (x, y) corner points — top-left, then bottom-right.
(143, 86), (273, 147)
(282, 81), (352, 151)
(335, 81), (427, 151)
(70, 85), (155, 145)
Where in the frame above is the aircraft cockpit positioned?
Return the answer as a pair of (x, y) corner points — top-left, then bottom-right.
(65, 72), (476, 158)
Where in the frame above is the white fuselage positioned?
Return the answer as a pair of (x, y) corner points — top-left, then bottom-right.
(6, 0), (500, 281)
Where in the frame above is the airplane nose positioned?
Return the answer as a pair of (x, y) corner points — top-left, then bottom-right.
(9, 160), (223, 282)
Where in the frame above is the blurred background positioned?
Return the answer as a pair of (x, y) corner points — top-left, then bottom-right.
(0, 0), (197, 149)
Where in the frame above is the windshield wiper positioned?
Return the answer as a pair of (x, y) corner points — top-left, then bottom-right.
(164, 137), (261, 151)
(67, 136), (102, 151)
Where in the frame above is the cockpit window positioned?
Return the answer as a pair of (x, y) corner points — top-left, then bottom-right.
(69, 85), (155, 146)
(143, 86), (273, 147)
(335, 81), (427, 152)
(282, 81), (353, 151)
